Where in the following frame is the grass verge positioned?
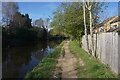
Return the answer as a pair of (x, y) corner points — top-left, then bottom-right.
(69, 40), (118, 78)
(61, 48), (65, 57)
(25, 41), (65, 78)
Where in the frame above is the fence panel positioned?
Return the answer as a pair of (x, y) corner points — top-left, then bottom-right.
(82, 32), (119, 74)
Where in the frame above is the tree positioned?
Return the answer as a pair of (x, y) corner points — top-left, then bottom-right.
(83, 1), (105, 57)
(10, 12), (32, 28)
(33, 18), (50, 40)
(33, 18), (44, 28)
(2, 2), (19, 25)
(83, 1), (90, 53)
(50, 3), (85, 40)
(24, 14), (32, 28)
(44, 18), (50, 31)
(83, 1), (94, 56)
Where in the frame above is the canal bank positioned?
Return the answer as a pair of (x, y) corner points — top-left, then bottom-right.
(25, 41), (65, 78)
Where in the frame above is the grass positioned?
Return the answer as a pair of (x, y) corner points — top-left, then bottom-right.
(25, 41), (65, 78)
(69, 40), (118, 78)
(61, 48), (65, 57)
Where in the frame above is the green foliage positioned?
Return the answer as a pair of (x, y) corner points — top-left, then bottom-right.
(25, 41), (65, 78)
(50, 2), (105, 40)
(2, 4), (63, 47)
(69, 40), (117, 78)
(10, 12), (32, 28)
(15, 27), (38, 41)
(61, 48), (65, 57)
(117, 29), (120, 35)
(2, 12), (39, 46)
(2, 26), (49, 47)
(50, 3), (85, 39)
(2, 27), (9, 46)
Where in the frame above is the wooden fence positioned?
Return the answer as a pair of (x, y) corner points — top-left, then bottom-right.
(82, 32), (120, 74)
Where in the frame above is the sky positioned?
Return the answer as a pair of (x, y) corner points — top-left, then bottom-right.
(18, 2), (119, 23)
(18, 2), (60, 22)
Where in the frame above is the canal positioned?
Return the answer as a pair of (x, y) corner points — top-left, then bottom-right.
(2, 40), (62, 78)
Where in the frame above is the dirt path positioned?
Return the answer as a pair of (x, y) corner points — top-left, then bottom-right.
(53, 41), (78, 78)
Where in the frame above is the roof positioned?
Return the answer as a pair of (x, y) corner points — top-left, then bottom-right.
(107, 27), (120, 32)
(110, 16), (120, 24)
(95, 16), (119, 29)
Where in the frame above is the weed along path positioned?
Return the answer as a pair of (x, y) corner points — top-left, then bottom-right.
(53, 41), (81, 78)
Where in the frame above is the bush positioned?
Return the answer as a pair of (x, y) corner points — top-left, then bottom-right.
(15, 27), (38, 41)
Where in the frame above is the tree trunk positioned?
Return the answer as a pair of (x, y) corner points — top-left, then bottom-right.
(89, 9), (94, 56)
(83, 4), (90, 54)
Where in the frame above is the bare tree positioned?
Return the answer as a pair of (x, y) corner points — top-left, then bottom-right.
(83, 0), (94, 56)
(82, 1), (90, 54)
(2, 2), (19, 25)
(83, 0), (105, 57)
(34, 18), (50, 31)
(34, 18), (44, 28)
(83, 0), (99, 56)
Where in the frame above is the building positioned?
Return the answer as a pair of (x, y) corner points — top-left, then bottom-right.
(94, 16), (120, 33)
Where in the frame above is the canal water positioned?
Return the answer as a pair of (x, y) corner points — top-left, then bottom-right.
(2, 40), (62, 78)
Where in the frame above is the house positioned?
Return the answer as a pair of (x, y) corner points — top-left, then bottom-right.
(94, 16), (120, 33)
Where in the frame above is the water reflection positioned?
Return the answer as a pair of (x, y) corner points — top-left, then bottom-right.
(2, 40), (62, 78)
